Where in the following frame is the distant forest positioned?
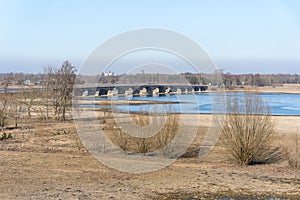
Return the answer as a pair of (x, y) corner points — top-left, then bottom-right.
(1, 71), (300, 89)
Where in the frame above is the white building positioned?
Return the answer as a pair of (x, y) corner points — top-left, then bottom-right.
(24, 80), (33, 85)
(104, 71), (114, 77)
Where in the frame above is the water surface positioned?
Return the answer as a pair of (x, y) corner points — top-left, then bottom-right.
(81, 92), (300, 116)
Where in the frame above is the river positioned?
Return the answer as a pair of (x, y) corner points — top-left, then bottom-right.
(80, 92), (300, 116)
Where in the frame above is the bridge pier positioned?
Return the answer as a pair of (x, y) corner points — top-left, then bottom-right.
(125, 88), (133, 96)
(139, 88), (147, 96)
(165, 87), (171, 94)
(82, 90), (88, 96)
(107, 88), (118, 96)
(176, 88), (182, 95)
(152, 88), (159, 96)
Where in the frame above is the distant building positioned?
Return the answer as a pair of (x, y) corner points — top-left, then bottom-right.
(35, 80), (43, 85)
(24, 80), (33, 85)
(104, 71), (114, 76)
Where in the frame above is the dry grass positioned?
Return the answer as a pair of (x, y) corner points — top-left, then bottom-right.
(1, 113), (300, 199)
(1, 85), (300, 199)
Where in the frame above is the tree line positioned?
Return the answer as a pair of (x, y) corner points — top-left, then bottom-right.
(1, 70), (299, 87)
(184, 72), (300, 88)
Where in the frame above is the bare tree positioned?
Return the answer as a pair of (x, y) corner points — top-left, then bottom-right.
(10, 93), (23, 128)
(43, 66), (53, 120)
(44, 62), (76, 121)
(44, 66), (61, 120)
(0, 76), (11, 127)
(20, 85), (35, 119)
(221, 92), (277, 166)
(57, 61), (76, 121)
(0, 95), (9, 127)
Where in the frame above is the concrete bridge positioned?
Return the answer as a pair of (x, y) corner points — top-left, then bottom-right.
(75, 84), (208, 97)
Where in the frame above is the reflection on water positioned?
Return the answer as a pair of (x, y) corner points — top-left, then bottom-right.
(81, 92), (300, 116)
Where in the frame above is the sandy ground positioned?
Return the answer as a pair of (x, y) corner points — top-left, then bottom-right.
(226, 84), (300, 94)
(0, 84), (299, 199)
(0, 112), (299, 200)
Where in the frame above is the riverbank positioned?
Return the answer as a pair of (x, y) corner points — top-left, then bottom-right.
(0, 113), (299, 199)
(221, 84), (300, 94)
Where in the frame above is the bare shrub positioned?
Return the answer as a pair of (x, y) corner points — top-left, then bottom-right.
(103, 112), (130, 151)
(221, 92), (277, 166)
(104, 110), (179, 156)
(111, 124), (130, 152)
(154, 113), (179, 156)
(132, 113), (152, 154)
(131, 112), (150, 127)
(282, 133), (300, 170)
(100, 108), (112, 124)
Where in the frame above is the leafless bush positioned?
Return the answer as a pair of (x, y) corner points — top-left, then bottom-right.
(154, 113), (179, 156)
(131, 113), (152, 154)
(104, 110), (179, 156)
(221, 92), (277, 166)
(100, 108), (112, 124)
(109, 122), (130, 152)
(282, 133), (300, 170)
(101, 110), (128, 151)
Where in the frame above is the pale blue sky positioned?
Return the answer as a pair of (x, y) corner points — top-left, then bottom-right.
(0, 0), (300, 74)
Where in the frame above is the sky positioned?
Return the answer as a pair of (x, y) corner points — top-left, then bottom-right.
(0, 0), (300, 74)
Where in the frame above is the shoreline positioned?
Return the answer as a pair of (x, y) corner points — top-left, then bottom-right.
(94, 108), (300, 117)
(221, 84), (300, 94)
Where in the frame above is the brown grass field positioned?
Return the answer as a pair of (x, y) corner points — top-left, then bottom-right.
(0, 85), (300, 199)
